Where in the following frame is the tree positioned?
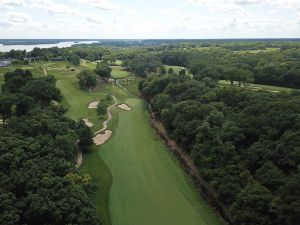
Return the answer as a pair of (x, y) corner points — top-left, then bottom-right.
(179, 68), (186, 75)
(168, 67), (174, 74)
(231, 182), (273, 225)
(2, 69), (32, 93)
(95, 62), (112, 78)
(77, 120), (94, 153)
(255, 162), (284, 193)
(21, 76), (62, 107)
(97, 102), (107, 115)
(160, 66), (166, 75)
(78, 70), (97, 91)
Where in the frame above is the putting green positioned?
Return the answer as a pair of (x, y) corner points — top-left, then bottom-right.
(100, 98), (223, 225)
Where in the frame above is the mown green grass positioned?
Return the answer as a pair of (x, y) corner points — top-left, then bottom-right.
(118, 77), (141, 96)
(80, 60), (130, 79)
(100, 97), (223, 225)
(111, 66), (130, 79)
(238, 47), (280, 54)
(164, 65), (192, 77)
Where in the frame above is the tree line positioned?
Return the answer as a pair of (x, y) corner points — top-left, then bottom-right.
(139, 74), (300, 225)
(0, 69), (100, 225)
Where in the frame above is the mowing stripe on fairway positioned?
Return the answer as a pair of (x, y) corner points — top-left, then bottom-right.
(100, 98), (223, 225)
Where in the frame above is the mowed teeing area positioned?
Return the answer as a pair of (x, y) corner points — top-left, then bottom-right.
(0, 61), (223, 225)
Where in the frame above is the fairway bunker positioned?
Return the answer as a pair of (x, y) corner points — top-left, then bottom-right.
(88, 101), (99, 109)
(118, 104), (132, 111)
(93, 130), (112, 145)
(83, 118), (93, 127)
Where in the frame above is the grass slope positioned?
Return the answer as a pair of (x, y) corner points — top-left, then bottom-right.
(100, 97), (223, 225)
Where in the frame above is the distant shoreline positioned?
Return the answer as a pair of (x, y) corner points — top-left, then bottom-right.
(0, 39), (100, 46)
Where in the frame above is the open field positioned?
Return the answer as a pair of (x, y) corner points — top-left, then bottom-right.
(238, 47), (280, 54)
(164, 65), (190, 75)
(111, 66), (130, 79)
(80, 60), (130, 79)
(219, 80), (294, 92)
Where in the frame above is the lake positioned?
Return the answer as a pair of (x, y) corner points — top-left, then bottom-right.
(0, 41), (98, 52)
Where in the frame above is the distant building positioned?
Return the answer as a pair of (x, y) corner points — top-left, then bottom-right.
(0, 60), (11, 67)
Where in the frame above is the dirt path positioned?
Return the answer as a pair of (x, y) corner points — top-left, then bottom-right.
(94, 95), (118, 135)
(116, 79), (129, 93)
(43, 68), (47, 76)
(76, 148), (82, 168)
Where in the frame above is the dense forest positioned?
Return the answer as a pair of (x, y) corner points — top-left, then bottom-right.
(139, 74), (300, 225)
(0, 69), (99, 225)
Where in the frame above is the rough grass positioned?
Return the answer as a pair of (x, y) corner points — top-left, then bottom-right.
(164, 65), (192, 77)
(100, 97), (223, 225)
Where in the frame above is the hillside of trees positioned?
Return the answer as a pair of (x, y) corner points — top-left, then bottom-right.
(139, 74), (300, 225)
(0, 69), (100, 225)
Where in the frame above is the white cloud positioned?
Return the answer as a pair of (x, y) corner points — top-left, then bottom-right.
(0, 20), (11, 27)
(234, 0), (265, 5)
(86, 14), (102, 23)
(78, 0), (120, 10)
(30, 0), (80, 15)
(8, 12), (29, 22)
(0, 0), (25, 9)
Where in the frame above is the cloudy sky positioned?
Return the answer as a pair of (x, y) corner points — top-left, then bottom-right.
(0, 0), (300, 39)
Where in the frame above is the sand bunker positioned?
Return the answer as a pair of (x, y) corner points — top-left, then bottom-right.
(51, 100), (58, 106)
(83, 119), (93, 128)
(88, 101), (99, 109)
(93, 130), (112, 145)
(118, 104), (132, 111)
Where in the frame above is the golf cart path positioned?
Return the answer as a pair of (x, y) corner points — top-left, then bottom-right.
(94, 95), (118, 135)
(76, 95), (117, 168)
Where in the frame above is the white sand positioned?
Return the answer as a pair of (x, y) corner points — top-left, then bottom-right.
(118, 104), (132, 111)
(83, 119), (93, 127)
(93, 130), (112, 145)
(51, 100), (58, 106)
(88, 101), (99, 109)
(75, 148), (82, 168)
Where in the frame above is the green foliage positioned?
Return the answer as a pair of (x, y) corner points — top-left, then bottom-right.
(77, 120), (94, 153)
(167, 67), (174, 74)
(96, 96), (111, 116)
(140, 75), (300, 225)
(95, 62), (112, 78)
(78, 69), (97, 91)
(0, 69), (100, 225)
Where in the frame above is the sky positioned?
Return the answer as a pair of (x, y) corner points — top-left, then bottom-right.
(0, 0), (300, 39)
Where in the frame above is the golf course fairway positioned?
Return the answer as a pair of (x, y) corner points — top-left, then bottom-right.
(100, 97), (223, 225)
(37, 62), (223, 225)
